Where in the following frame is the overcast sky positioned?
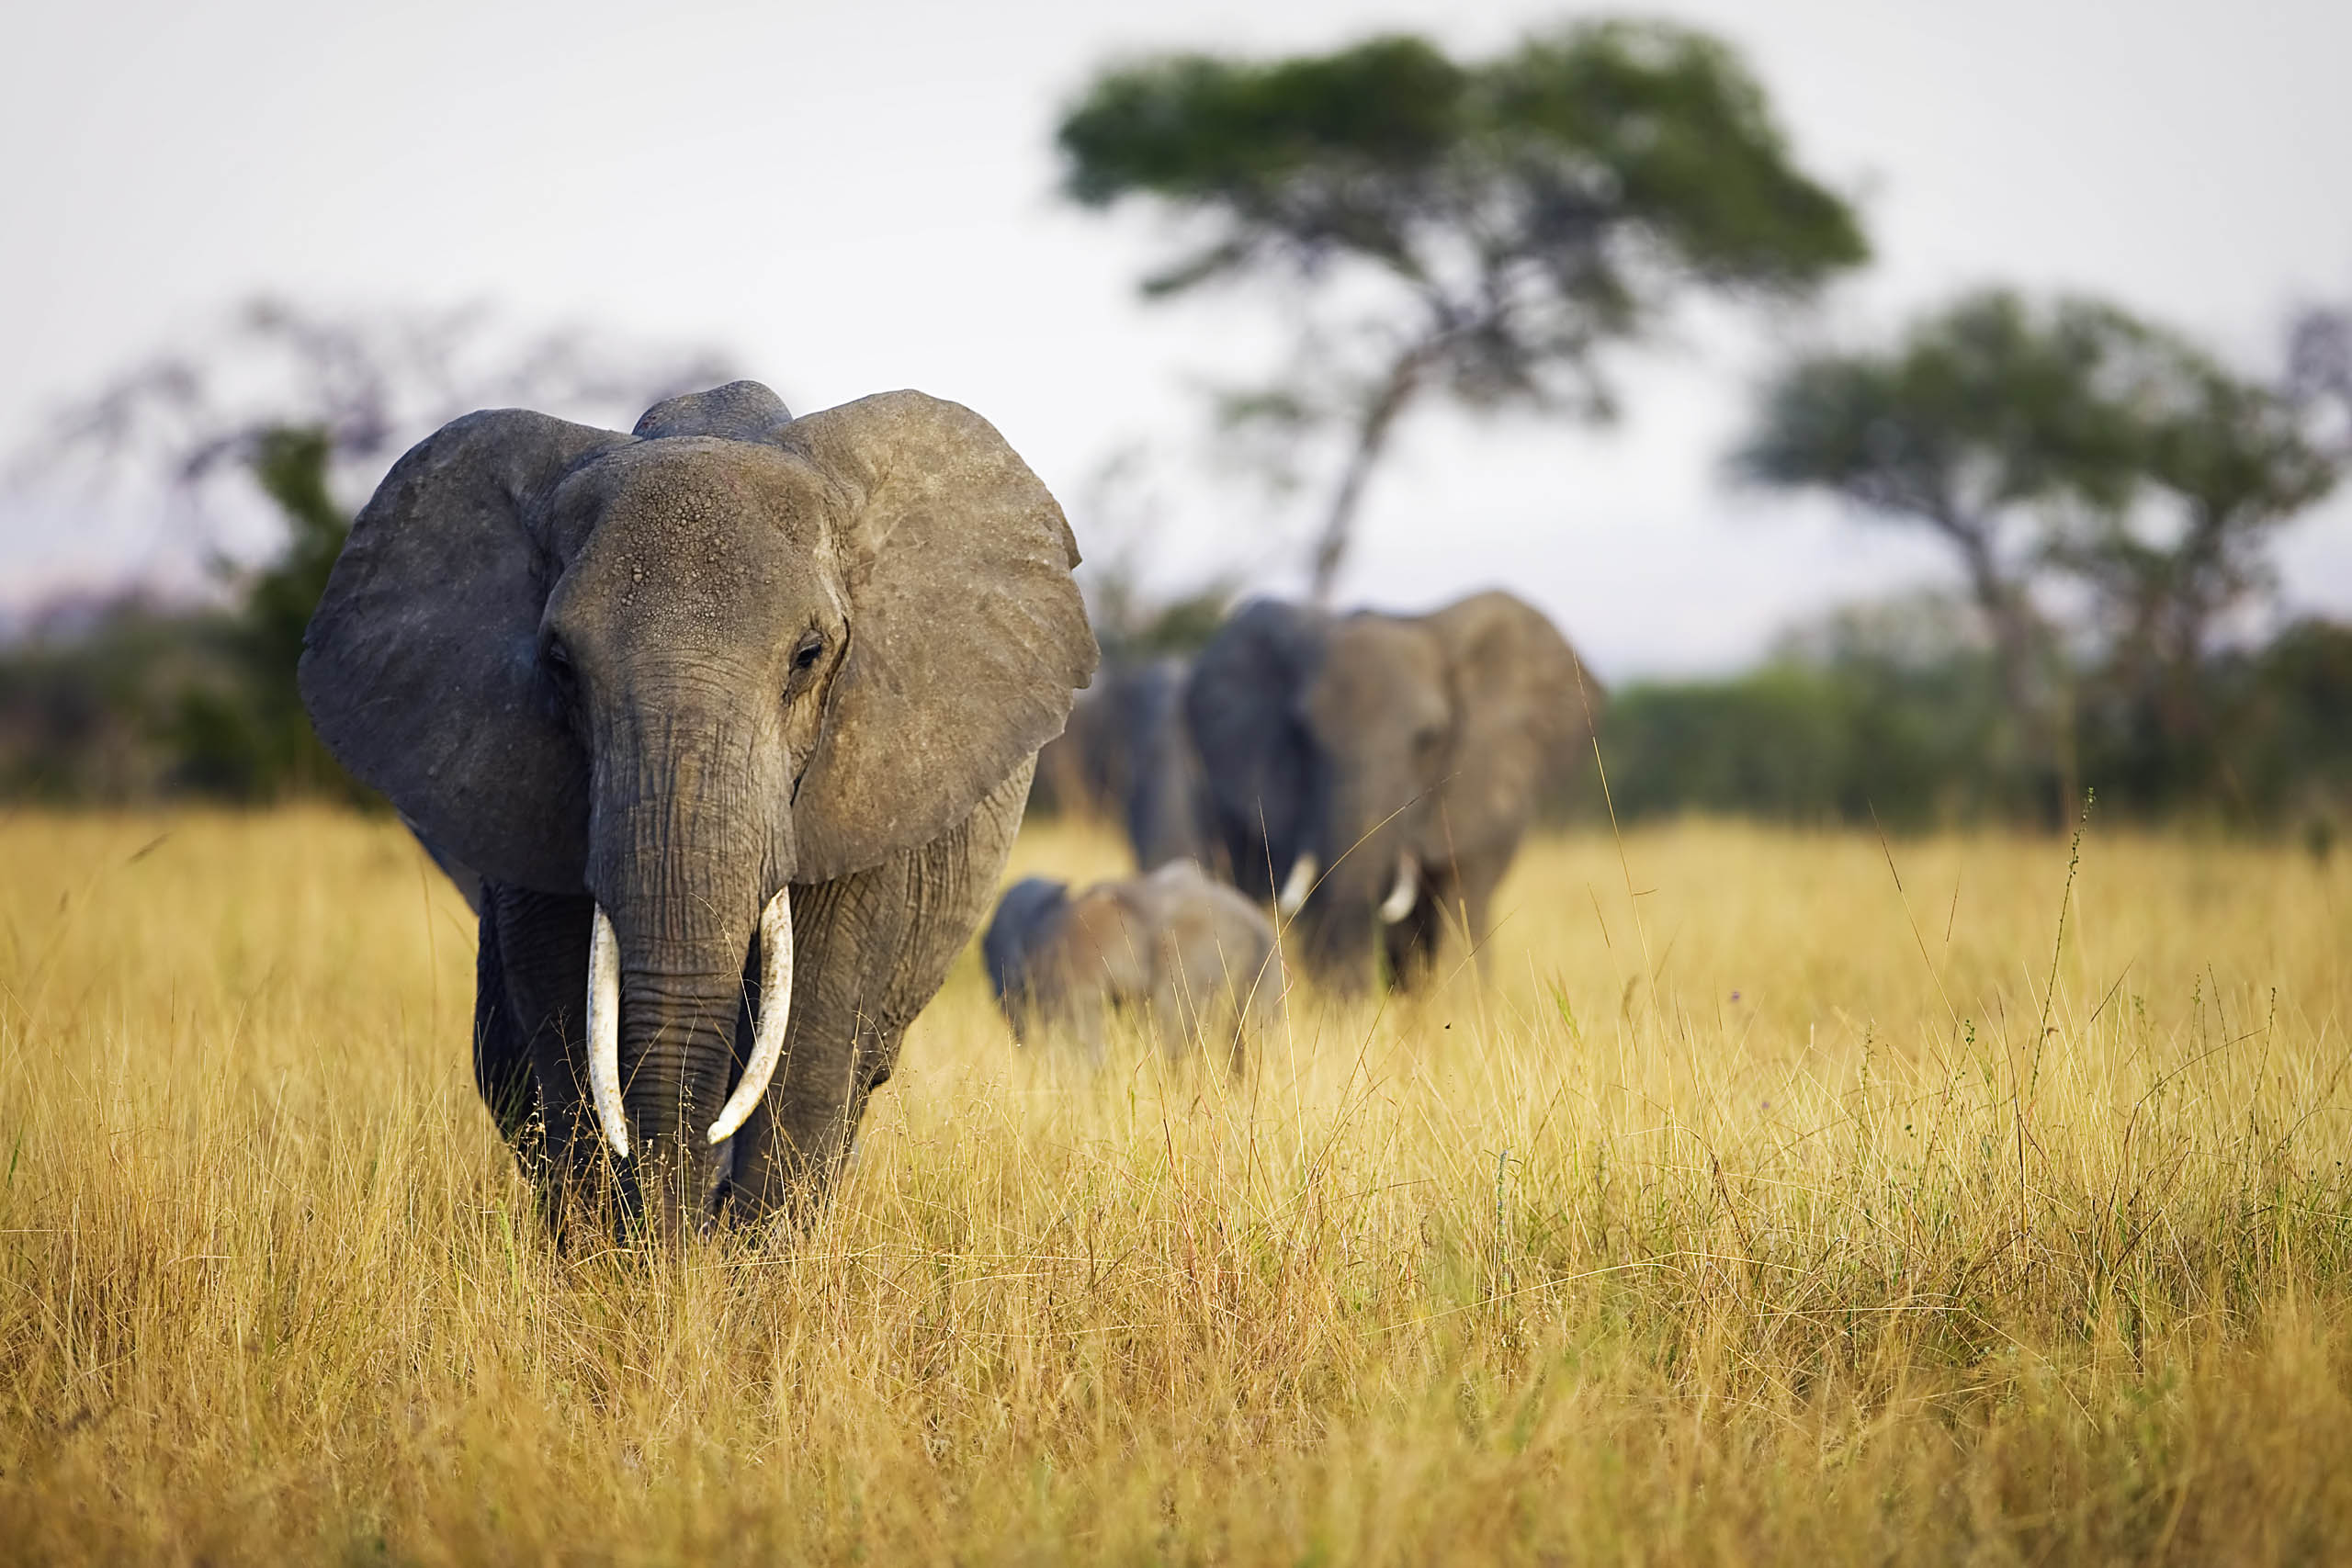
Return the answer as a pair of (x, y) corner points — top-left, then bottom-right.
(4, 0), (2347, 675)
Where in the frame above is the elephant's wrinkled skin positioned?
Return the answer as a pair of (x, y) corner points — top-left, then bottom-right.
(1184, 591), (1594, 992)
(300, 381), (1096, 1235)
(982, 860), (1280, 1066)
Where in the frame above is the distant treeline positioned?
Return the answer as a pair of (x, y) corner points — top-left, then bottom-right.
(1590, 602), (2352, 837)
(11, 570), (2346, 842)
(0, 428), (366, 807)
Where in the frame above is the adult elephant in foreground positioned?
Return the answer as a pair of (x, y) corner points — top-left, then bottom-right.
(1185, 592), (1594, 992)
(300, 381), (1095, 1235)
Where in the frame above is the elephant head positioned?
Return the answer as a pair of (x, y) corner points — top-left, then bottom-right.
(300, 381), (1094, 1227)
(1185, 591), (1593, 989)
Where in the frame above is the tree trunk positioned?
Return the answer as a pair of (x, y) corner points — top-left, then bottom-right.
(1943, 512), (2070, 829)
(1307, 344), (1437, 605)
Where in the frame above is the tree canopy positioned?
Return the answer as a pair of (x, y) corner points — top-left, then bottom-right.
(1736, 288), (2341, 820)
(1057, 21), (1867, 599)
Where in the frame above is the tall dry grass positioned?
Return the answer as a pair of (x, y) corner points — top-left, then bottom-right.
(2, 807), (2348, 1563)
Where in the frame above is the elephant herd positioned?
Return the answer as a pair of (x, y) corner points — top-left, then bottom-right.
(1033, 590), (1596, 981)
(299, 380), (1593, 1240)
(1001, 590), (1598, 1061)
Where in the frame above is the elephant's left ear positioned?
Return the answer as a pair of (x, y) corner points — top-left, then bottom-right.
(1427, 592), (1600, 855)
(775, 391), (1098, 881)
(299, 409), (630, 892)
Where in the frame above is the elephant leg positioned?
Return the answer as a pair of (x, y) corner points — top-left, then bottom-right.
(726, 762), (1031, 1227)
(1445, 854), (1507, 980)
(1387, 859), (1498, 988)
(472, 903), (537, 1148)
(481, 886), (608, 1223)
(1380, 893), (1445, 990)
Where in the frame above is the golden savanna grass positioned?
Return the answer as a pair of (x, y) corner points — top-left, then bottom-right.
(3, 807), (2349, 1562)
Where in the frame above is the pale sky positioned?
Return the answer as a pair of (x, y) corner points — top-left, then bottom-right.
(4, 0), (2347, 675)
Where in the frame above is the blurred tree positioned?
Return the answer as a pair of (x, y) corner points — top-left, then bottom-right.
(1057, 22), (1867, 601)
(1600, 592), (2010, 828)
(2052, 339), (2338, 808)
(2230, 618), (2352, 832)
(1736, 291), (2165, 825)
(0, 596), (220, 800)
(165, 427), (370, 799)
(2287, 299), (2352, 459)
(1740, 290), (2342, 823)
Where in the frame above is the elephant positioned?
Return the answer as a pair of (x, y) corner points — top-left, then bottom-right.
(299, 379), (1096, 1236)
(981, 859), (1279, 1066)
(1183, 591), (1595, 992)
(1029, 657), (1210, 871)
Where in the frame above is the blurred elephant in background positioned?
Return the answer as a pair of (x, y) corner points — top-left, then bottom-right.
(1184, 591), (1594, 992)
(300, 380), (1095, 1236)
(1030, 656), (1209, 870)
(982, 860), (1279, 1066)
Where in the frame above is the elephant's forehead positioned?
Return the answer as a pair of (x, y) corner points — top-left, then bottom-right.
(558, 438), (832, 554)
(1311, 619), (1448, 723)
(549, 441), (845, 639)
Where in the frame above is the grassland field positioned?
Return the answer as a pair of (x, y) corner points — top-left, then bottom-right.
(2, 807), (2349, 1563)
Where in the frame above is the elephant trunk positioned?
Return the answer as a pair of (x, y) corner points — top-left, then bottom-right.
(1296, 793), (1422, 989)
(587, 893), (791, 1163)
(584, 716), (792, 1239)
(1295, 848), (1383, 989)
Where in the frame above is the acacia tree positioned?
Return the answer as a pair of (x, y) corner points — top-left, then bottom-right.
(1737, 289), (2339, 820)
(1057, 23), (1867, 601)
(2053, 333), (2337, 802)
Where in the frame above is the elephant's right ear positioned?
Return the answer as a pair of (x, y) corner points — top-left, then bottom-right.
(1424, 591), (1598, 859)
(300, 410), (630, 893)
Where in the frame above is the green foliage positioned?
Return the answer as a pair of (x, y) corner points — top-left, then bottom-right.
(1059, 22), (1866, 305)
(1736, 291), (2149, 526)
(0, 601), (228, 800)
(0, 427), (374, 805)
(2055, 349), (2339, 809)
(2085, 617), (2352, 826)
(1592, 598), (2352, 831)
(1058, 20), (1866, 598)
(1737, 289), (2343, 827)
(1599, 598), (2016, 828)
(1061, 36), (1464, 241)
(164, 427), (372, 802)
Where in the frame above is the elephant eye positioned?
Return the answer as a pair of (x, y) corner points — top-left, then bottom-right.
(792, 635), (824, 672)
(543, 638), (574, 680)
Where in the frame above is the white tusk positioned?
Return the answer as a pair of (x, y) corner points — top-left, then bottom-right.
(1275, 852), (1318, 915)
(1378, 855), (1420, 925)
(707, 887), (793, 1146)
(586, 904), (629, 1159)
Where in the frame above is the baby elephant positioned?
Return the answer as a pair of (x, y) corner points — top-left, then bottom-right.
(983, 860), (1280, 1066)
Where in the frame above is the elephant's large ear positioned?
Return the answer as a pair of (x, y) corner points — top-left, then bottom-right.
(776, 391), (1097, 881)
(1424, 592), (1599, 858)
(299, 410), (630, 892)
